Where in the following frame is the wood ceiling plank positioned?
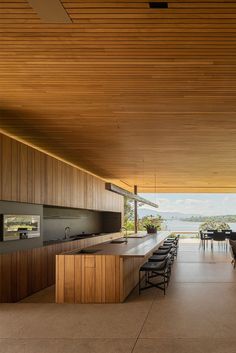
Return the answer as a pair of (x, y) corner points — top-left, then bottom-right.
(0, 0), (236, 191)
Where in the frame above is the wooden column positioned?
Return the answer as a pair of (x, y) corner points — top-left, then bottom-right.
(134, 185), (138, 233)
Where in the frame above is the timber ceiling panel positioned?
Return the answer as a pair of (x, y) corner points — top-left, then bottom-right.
(1, 0), (236, 192)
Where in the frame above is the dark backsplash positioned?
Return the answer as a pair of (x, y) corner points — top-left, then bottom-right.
(43, 206), (121, 241)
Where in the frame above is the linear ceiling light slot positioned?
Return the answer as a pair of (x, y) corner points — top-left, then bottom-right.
(105, 183), (159, 208)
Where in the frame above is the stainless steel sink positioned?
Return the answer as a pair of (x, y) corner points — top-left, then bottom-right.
(110, 239), (127, 244)
(77, 248), (101, 254)
(127, 235), (148, 238)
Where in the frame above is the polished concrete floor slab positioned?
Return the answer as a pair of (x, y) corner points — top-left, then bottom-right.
(1, 240), (235, 353)
(0, 302), (152, 339)
(141, 282), (236, 339)
(0, 338), (135, 353)
(133, 338), (236, 353)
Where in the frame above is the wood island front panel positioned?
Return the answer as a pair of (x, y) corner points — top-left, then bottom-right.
(56, 254), (145, 304)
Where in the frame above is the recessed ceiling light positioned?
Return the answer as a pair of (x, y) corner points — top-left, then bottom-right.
(149, 2), (168, 9)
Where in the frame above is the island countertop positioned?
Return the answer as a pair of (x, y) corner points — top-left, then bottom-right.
(56, 231), (174, 303)
(64, 231), (172, 257)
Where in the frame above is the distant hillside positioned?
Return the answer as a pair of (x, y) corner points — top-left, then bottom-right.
(182, 215), (236, 222)
(138, 208), (200, 220)
(137, 209), (236, 222)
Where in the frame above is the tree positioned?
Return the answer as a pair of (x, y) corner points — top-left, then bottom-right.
(124, 197), (134, 230)
(199, 220), (230, 231)
(124, 198), (164, 232)
(139, 214), (164, 231)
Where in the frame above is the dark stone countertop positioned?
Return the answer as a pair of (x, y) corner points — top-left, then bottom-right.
(43, 233), (105, 246)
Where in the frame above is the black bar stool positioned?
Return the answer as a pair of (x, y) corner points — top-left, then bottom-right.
(139, 254), (172, 295)
(166, 235), (180, 243)
(158, 245), (172, 250)
(154, 245), (176, 262)
(164, 236), (180, 257)
(153, 248), (171, 255)
(149, 254), (167, 262)
(163, 239), (178, 244)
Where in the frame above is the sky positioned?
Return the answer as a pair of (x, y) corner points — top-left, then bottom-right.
(138, 193), (236, 216)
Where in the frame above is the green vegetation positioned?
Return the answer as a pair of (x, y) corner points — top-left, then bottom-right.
(182, 215), (236, 222)
(6, 224), (35, 231)
(199, 220), (230, 231)
(141, 215), (163, 233)
(124, 197), (164, 232)
(124, 197), (135, 231)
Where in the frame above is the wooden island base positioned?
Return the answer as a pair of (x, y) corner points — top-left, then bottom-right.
(56, 255), (144, 303)
(56, 231), (171, 303)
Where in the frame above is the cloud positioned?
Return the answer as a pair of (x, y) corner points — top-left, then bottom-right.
(139, 193), (236, 216)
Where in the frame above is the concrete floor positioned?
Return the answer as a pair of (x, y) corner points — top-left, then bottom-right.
(1, 239), (236, 353)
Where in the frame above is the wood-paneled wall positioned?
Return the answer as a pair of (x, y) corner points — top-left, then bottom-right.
(0, 232), (121, 302)
(0, 132), (123, 212)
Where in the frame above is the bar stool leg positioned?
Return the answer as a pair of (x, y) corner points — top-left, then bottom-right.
(139, 271), (141, 295)
(163, 273), (166, 295)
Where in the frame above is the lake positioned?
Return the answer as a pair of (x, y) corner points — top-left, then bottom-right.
(164, 220), (236, 232)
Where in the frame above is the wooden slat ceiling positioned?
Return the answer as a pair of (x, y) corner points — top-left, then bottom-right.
(1, 0), (236, 192)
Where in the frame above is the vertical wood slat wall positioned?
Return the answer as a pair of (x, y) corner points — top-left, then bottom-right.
(0, 132), (123, 212)
(0, 131), (124, 302)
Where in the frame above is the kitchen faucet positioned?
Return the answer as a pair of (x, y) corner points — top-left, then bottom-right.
(120, 226), (128, 243)
(64, 226), (71, 239)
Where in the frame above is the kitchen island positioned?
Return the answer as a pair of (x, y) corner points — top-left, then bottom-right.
(56, 231), (172, 303)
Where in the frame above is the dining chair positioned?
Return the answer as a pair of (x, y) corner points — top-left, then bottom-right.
(199, 230), (213, 250)
(211, 231), (227, 251)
